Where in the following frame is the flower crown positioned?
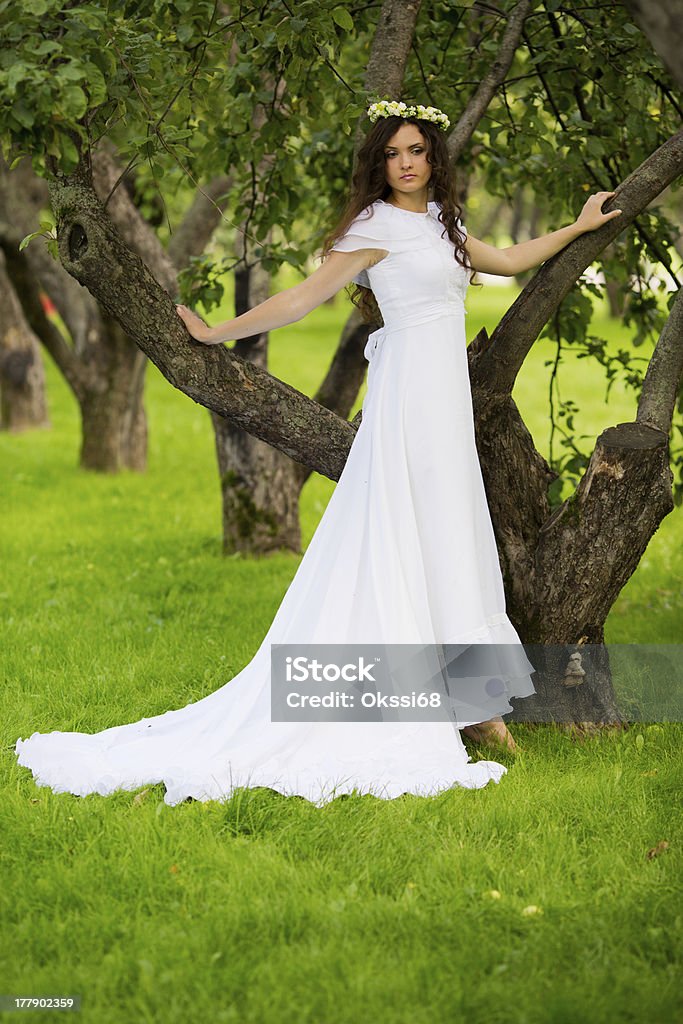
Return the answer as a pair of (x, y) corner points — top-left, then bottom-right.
(367, 100), (450, 132)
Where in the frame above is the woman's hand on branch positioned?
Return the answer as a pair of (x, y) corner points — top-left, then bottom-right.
(574, 191), (622, 233)
(176, 247), (382, 345)
(175, 304), (217, 345)
(466, 190), (623, 276)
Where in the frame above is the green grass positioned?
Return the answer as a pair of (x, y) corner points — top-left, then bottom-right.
(1, 282), (681, 1023)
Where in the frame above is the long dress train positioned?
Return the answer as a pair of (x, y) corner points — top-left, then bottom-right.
(15, 198), (537, 806)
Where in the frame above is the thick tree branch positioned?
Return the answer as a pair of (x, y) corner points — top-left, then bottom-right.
(535, 421), (673, 644)
(469, 127), (683, 395)
(447, 0), (532, 162)
(48, 177), (357, 480)
(0, 226), (86, 400)
(637, 284), (683, 433)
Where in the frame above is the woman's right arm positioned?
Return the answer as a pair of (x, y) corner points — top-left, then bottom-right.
(176, 247), (387, 345)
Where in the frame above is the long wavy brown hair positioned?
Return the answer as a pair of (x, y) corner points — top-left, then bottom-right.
(321, 115), (479, 323)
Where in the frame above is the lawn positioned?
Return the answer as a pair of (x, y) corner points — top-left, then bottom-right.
(1, 279), (680, 1023)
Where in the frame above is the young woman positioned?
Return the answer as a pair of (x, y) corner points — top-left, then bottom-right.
(15, 102), (621, 805)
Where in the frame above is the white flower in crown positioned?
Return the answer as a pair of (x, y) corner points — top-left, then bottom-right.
(367, 99), (450, 131)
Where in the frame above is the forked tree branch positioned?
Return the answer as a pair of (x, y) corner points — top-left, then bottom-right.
(469, 128), (683, 405)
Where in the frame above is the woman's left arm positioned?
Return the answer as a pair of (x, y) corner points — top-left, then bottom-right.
(465, 191), (623, 277)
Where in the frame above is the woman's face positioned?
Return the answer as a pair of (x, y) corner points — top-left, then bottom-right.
(383, 123), (431, 196)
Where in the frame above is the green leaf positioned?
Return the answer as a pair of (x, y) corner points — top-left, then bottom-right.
(56, 132), (80, 172)
(56, 62), (87, 82)
(7, 63), (29, 95)
(83, 64), (107, 106)
(61, 85), (88, 119)
(26, 38), (61, 57)
(89, 47), (117, 80)
(11, 99), (35, 129)
(19, 229), (44, 251)
(331, 6), (354, 31)
(64, 7), (104, 30)
(176, 21), (195, 44)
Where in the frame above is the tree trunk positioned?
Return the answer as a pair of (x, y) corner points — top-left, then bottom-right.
(513, 640), (625, 729)
(213, 407), (302, 554)
(213, 252), (303, 554)
(605, 277), (627, 318)
(78, 321), (148, 472)
(468, 350), (676, 727)
(0, 252), (49, 432)
(0, 157), (148, 470)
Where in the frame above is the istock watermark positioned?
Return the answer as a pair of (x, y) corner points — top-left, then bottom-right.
(285, 655), (378, 683)
(270, 643), (683, 724)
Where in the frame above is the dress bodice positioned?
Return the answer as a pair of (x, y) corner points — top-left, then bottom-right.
(330, 199), (470, 329)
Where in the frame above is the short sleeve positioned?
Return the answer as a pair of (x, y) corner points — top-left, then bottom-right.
(329, 202), (428, 288)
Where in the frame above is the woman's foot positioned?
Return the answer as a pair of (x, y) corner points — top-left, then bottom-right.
(462, 717), (517, 752)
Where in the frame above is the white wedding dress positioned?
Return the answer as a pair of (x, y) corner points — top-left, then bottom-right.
(15, 198), (537, 806)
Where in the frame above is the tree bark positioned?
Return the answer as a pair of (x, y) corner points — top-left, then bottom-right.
(0, 155), (149, 470)
(213, 236), (304, 554)
(353, 0), (423, 161)
(527, 420), (673, 726)
(213, 408), (303, 554)
(462, 135), (683, 728)
(0, 251), (50, 432)
(78, 315), (148, 471)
